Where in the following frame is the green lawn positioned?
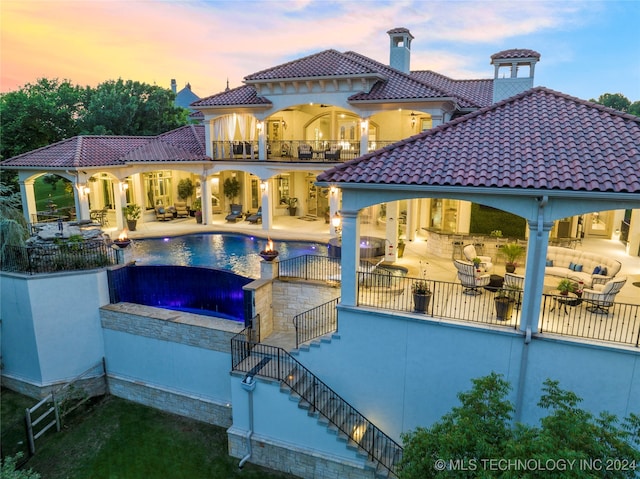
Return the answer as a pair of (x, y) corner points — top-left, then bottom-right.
(1, 389), (299, 479)
(33, 175), (75, 211)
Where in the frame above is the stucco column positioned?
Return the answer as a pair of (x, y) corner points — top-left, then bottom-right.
(203, 119), (212, 158)
(405, 199), (418, 242)
(114, 180), (126, 232)
(258, 122), (266, 160)
(626, 208), (640, 257)
(18, 178), (37, 224)
(385, 201), (400, 262)
(260, 179), (272, 231)
(329, 187), (340, 236)
(340, 210), (360, 307)
(359, 119), (369, 156)
(520, 219), (554, 334)
(200, 174), (211, 225)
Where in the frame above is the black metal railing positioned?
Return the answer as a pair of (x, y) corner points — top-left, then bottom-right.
(211, 139), (396, 162)
(278, 254), (342, 282)
(1, 242), (120, 274)
(357, 272), (522, 330)
(539, 294), (640, 347)
(293, 298), (339, 349)
(231, 333), (403, 476)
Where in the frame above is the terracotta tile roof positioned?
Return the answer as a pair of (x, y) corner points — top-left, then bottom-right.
(317, 87), (640, 194)
(191, 85), (271, 108)
(244, 49), (381, 81)
(410, 70), (493, 108)
(491, 49), (541, 61)
(1, 125), (208, 169)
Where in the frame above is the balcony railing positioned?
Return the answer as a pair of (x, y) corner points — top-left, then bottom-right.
(211, 140), (396, 162)
(293, 298), (339, 349)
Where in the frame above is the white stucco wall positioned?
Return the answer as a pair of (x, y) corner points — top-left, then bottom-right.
(1, 271), (109, 387)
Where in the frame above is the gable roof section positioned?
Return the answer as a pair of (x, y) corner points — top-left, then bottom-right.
(410, 70), (493, 108)
(191, 85), (272, 108)
(317, 87), (640, 194)
(244, 49), (382, 82)
(1, 125), (208, 169)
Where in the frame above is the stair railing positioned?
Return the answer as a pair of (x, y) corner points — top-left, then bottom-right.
(293, 297), (339, 349)
(231, 333), (403, 477)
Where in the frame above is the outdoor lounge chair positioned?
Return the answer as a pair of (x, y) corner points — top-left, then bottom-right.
(174, 201), (189, 218)
(154, 205), (173, 221)
(463, 244), (493, 272)
(298, 144), (313, 159)
(246, 207), (262, 224)
(454, 259), (491, 295)
(582, 276), (627, 314)
(225, 204), (243, 222)
(324, 146), (342, 160)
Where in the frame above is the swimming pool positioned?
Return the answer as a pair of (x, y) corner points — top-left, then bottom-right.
(129, 233), (329, 278)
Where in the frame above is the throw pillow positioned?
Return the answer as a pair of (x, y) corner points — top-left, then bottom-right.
(569, 262), (576, 271)
(546, 259), (553, 267)
(593, 266), (601, 275)
(158, 207), (165, 214)
(601, 267), (608, 276)
(574, 264), (583, 272)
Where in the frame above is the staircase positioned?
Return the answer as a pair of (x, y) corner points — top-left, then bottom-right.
(231, 329), (403, 478)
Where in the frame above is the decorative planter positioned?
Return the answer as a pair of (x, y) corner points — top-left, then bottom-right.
(126, 220), (137, 231)
(259, 251), (279, 262)
(413, 292), (431, 313)
(397, 242), (405, 258)
(505, 263), (516, 273)
(195, 212), (203, 224)
(494, 297), (515, 321)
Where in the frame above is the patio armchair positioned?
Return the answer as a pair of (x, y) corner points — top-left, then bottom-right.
(582, 276), (627, 314)
(324, 146), (342, 161)
(463, 244), (493, 272)
(154, 205), (173, 221)
(174, 201), (189, 218)
(298, 144), (313, 159)
(246, 207), (262, 224)
(504, 272), (525, 290)
(454, 259), (491, 295)
(225, 204), (244, 222)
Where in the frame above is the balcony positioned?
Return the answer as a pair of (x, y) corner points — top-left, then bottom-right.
(210, 140), (396, 162)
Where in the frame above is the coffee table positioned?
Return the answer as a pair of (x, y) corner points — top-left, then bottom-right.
(485, 274), (504, 292)
(550, 290), (580, 314)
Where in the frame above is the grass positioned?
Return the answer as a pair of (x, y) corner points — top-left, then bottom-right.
(1, 389), (299, 479)
(33, 176), (75, 211)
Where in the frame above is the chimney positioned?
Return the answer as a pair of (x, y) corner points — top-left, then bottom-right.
(387, 27), (414, 74)
(171, 79), (177, 94)
(491, 49), (541, 103)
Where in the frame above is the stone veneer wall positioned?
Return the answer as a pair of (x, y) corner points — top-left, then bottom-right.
(227, 428), (377, 479)
(271, 280), (340, 333)
(100, 303), (243, 427)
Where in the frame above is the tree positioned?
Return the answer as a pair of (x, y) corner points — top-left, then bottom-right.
(0, 453), (41, 479)
(79, 79), (188, 135)
(0, 78), (84, 160)
(591, 93), (639, 117)
(399, 373), (640, 479)
(0, 182), (29, 257)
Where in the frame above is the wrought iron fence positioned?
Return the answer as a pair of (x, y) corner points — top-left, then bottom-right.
(230, 334), (403, 476)
(539, 294), (640, 347)
(357, 272), (522, 329)
(278, 254), (342, 282)
(293, 298), (339, 348)
(1, 242), (120, 274)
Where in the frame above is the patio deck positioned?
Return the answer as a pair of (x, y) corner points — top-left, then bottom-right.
(103, 212), (640, 350)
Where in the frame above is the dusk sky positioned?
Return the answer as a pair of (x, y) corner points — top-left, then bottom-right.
(2, 0), (639, 102)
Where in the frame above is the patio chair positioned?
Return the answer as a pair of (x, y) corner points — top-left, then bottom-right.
(298, 144), (313, 160)
(504, 272), (525, 290)
(463, 244), (493, 272)
(246, 207), (262, 224)
(454, 259), (491, 295)
(225, 204), (243, 222)
(324, 146), (342, 161)
(174, 201), (189, 218)
(155, 205), (173, 221)
(582, 276), (627, 314)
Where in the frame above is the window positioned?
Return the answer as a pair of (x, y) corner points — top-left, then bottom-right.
(144, 171), (173, 209)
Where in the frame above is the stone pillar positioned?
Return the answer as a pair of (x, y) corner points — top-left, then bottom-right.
(260, 257), (279, 280)
(261, 179), (272, 231)
(200, 174), (211, 225)
(627, 208), (640, 257)
(18, 177), (37, 224)
(329, 187), (340, 236)
(340, 210), (360, 307)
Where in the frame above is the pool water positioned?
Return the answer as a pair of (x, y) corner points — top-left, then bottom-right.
(130, 233), (329, 278)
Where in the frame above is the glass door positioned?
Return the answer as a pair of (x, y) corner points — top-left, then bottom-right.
(585, 211), (612, 237)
